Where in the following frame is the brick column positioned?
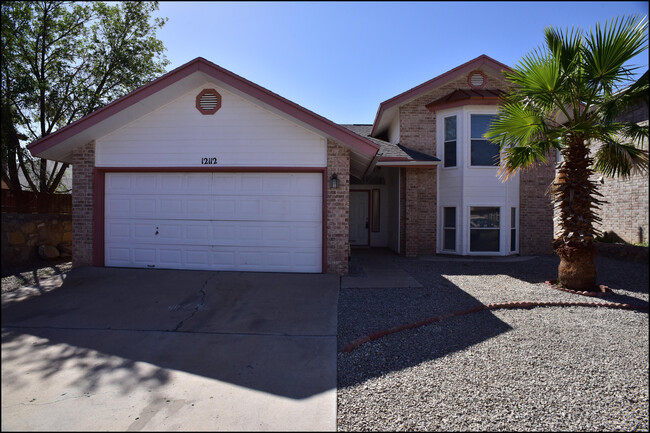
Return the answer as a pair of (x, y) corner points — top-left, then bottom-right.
(403, 167), (437, 257)
(71, 141), (95, 267)
(519, 152), (556, 255)
(326, 140), (350, 275)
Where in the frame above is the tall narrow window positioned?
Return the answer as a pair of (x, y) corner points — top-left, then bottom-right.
(443, 207), (456, 251)
(510, 207), (517, 252)
(444, 116), (457, 167)
(470, 207), (500, 252)
(470, 114), (499, 166)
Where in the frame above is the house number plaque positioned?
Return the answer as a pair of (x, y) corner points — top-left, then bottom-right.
(201, 157), (218, 165)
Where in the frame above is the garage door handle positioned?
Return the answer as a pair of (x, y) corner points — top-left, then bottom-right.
(155, 226), (159, 236)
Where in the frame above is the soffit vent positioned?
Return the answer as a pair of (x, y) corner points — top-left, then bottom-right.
(468, 71), (486, 89)
(196, 89), (222, 114)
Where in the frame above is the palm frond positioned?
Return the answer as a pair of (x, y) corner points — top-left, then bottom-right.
(497, 141), (555, 181)
(593, 138), (649, 178)
(485, 103), (549, 148)
(505, 49), (566, 111)
(583, 15), (649, 93)
(545, 25), (584, 79)
(597, 70), (648, 123)
(620, 122), (650, 145)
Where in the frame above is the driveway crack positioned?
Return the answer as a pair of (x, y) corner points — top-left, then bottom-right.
(172, 276), (211, 332)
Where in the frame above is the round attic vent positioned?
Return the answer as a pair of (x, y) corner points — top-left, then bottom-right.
(196, 89), (222, 114)
(468, 71), (486, 89)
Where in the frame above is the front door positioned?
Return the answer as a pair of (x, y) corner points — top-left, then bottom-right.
(349, 190), (369, 246)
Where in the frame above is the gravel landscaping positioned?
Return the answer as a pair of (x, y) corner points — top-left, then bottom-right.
(338, 255), (649, 432)
(1, 260), (71, 294)
(2, 254), (647, 431)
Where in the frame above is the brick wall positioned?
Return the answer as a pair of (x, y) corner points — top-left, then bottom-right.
(594, 119), (648, 244)
(71, 141), (95, 267)
(326, 140), (350, 275)
(399, 72), (508, 156)
(403, 167), (437, 257)
(519, 153), (556, 255)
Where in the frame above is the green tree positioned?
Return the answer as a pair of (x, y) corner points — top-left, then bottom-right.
(486, 15), (648, 291)
(1, 1), (169, 193)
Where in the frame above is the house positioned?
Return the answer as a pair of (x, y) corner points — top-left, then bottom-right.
(27, 55), (556, 275)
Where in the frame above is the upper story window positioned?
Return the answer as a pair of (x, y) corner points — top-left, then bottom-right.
(470, 114), (499, 166)
(443, 115), (457, 167)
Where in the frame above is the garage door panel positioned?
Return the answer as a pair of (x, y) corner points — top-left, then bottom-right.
(107, 194), (320, 222)
(107, 220), (320, 248)
(134, 248), (156, 264)
(105, 244), (321, 272)
(105, 172), (322, 272)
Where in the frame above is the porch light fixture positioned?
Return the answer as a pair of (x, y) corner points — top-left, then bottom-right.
(330, 173), (339, 188)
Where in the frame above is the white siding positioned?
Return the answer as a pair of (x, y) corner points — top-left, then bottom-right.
(95, 84), (326, 168)
(388, 113), (400, 144)
(436, 106), (519, 255)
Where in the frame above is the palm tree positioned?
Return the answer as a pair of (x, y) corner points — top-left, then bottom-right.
(486, 15), (649, 291)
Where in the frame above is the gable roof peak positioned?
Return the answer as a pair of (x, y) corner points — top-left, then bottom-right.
(370, 54), (512, 137)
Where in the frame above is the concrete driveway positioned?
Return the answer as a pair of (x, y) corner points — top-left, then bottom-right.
(1, 266), (339, 431)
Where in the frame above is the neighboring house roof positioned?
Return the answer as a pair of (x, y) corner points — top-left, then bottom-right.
(27, 57), (380, 179)
(371, 54), (512, 137)
(341, 124), (440, 169)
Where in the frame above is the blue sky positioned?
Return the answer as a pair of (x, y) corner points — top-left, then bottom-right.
(155, 1), (649, 124)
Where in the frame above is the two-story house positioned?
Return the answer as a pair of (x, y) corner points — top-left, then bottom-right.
(27, 55), (556, 275)
(343, 55), (555, 262)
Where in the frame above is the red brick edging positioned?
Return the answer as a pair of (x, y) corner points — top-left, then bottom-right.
(342, 296), (648, 353)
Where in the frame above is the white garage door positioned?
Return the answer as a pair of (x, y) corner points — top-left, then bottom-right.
(105, 172), (322, 272)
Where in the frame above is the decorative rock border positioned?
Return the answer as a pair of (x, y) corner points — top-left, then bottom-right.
(342, 298), (648, 353)
(544, 280), (612, 297)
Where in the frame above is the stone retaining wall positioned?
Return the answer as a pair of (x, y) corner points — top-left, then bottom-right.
(1, 213), (72, 267)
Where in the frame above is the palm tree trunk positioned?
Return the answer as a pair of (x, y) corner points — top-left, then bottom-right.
(551, 137), (602, 291)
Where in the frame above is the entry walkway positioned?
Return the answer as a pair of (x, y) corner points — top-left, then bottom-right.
(342, 248), (423, 289)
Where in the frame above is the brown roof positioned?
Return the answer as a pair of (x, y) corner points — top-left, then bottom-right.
(340, 124), (439, 162)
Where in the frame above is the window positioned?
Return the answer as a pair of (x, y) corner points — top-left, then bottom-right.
(443, 207), (456, 251)
(510, 208), (517, 252)
(470, 114), (499, 166)
(371, 189), (381, 232)
(470, 207), (500, 252)
(444, 116), (457, 167)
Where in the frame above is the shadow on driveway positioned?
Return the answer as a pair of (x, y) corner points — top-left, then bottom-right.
(2, 266), (339, 401)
